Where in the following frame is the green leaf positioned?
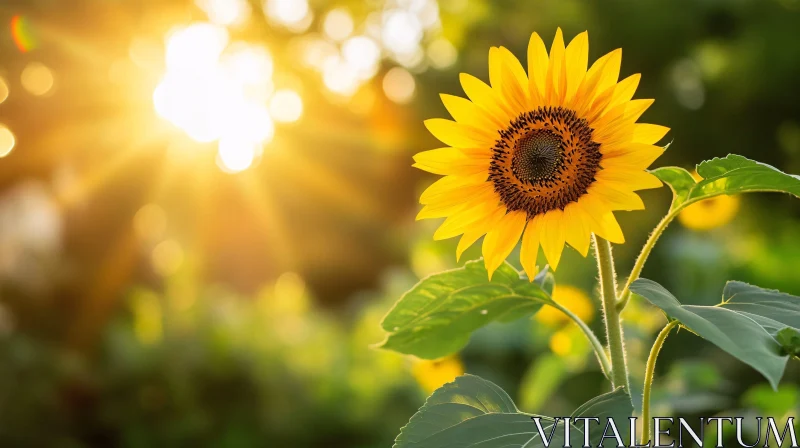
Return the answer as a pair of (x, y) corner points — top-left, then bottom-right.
(650, 166), (696, 209)
(776, 328), (800, 357)
(379, 260), (552, 359)
(630, 279), (800, 389)
(394, 374), (632, 448)
(652, 154), (800, 211)
(571, 388), (634, 447)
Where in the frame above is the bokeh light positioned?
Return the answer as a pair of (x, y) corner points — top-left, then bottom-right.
(381, 10), (423, 56)
(343, 36), (382, 79)
(165, 23), (229, 73)
(323, 60), (360, 96)
(196, 0), (251, 26)
(217, 135), (259, 172)
(0, 125), (15, 158)
(269, 89), (303, 123)
(151, 239), (184, 276)
(427, 37), (457, 69)
(323, 8), (354, 41)
(265, 0), (310, 27)
(133, 204), (168, 242)
(0, 77), (9, 104)
(382, 67), (415, 104)
(20, 62), (55, 96)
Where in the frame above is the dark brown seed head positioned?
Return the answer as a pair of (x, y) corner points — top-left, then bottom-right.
(488, 106), (601, 218)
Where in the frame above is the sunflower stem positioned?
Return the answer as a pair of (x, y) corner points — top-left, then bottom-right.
(616, 210), (678, 311)
(641, 321), (679, 445)
(593, 235), (629, 391)
(550, 301), (612, 379)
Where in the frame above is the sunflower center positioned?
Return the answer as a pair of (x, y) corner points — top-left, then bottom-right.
(511, 130), (563, 183)
(489, 106), (601, 218)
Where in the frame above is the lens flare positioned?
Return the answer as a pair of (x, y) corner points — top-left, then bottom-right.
(10, 15), (37, 53)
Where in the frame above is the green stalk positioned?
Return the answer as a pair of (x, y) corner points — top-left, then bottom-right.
(617, 210), (678, 311)
(594, 235), (629, 390)
(550, 301), (612, 379)
(641, 321), (679, 445)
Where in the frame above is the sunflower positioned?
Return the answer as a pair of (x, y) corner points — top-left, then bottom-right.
(413, 29), (669, 279)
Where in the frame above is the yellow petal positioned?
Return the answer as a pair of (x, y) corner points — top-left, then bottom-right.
(594, 48), (622, 97)
(420, 190), (494, 220)
(440, 94), (501, 130)
(417, 185), (496, 220)
(564, 31), (589, 102)
(622, 99), (654, 123)
(607, 73), (641, 110)
(434, 200), (499, 240)
(601, 143), (665, 169)
(519, 215), (543, 280)
(527, 32), (549, 107)
(416, 203), (463, 220)
(592, 100), (655, 147)
(570, 50), (614, 115)
(588, 183), (645, 211)
(540, 209), (566, 270)
(424, 118), (495, 148)
(497, 46), (530, 113)
(413, 147), (490, 176)
(419, 173), (487, 204)
(482, 211), (527, 279)
(457, 228), (485, 261)
(633, 124), (670, 145)
(593, 212), (625, 244)
(578, 195), (625, 244)
(459, 73), (513, 126)
(584, 52), (625, 121)
(545, 28), (566, 105)
(563, 203), (591, 257)
(596, 168), (663, 191)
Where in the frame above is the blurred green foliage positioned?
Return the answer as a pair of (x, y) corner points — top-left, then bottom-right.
(0, 0), (799, 446)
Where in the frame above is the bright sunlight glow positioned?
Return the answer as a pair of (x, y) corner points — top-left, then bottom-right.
(153, 22), (279, 172)
(269, 89), (303, 123)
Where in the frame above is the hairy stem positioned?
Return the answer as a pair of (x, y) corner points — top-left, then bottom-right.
(617, 210), (678, 311)
(550, 301), (612, 379)
(641, 321), (679, 444)
(594, 235), (629, 390)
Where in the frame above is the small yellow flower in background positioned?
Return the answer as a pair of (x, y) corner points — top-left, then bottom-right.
(411, 356), (465, 393)
(548, 326), (591, 359)
(549, 329), (573, 356)
(678, 195), (739, 230)
(414, 29), (669, 279)
(678, 171), (740, 230)
(536, 284), (595, 327)
(678, 195), (740, 230)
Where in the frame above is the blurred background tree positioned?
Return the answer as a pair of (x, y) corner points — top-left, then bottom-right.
(0, 0), (798, 446)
